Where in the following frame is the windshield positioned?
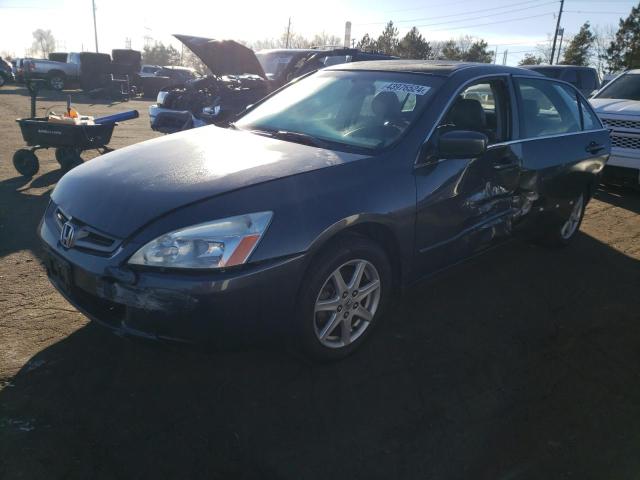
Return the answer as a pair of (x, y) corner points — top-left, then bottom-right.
(256, 52), (296, 79)
(595, 73), (640, 100)
(235, 70), (442, 152)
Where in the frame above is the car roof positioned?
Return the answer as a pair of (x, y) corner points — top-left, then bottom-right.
(327, 60), (541, 77)
(523, 64), (596, 71)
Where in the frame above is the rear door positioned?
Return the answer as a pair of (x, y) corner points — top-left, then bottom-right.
(512, 76), (610, 220)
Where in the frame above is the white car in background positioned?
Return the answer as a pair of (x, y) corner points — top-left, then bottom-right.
(591, 70), (640, 187)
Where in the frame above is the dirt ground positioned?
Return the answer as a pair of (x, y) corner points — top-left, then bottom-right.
(0, 83), (639, 479)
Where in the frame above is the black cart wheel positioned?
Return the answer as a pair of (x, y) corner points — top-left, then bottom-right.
(55, 148), (83, 171)
(12, 149), (39, 177)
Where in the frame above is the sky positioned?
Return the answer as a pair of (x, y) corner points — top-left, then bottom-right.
(0, 0), (636, 66)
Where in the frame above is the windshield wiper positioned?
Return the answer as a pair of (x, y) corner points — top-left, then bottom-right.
(271, 130), (331, 149)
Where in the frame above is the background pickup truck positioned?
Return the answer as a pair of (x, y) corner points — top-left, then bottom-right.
(24, 52), (113, 91)
(24, 54), (79, 90)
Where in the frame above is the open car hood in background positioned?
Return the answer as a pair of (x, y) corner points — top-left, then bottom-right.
(173, 34), (267, 79)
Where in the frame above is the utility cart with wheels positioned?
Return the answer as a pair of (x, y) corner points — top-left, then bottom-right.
(12, 80), (138, 177)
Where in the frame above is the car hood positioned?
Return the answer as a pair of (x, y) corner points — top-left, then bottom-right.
(173, 34), (267, 79)
(590, 98), (640, 115)
(52, 126), (367, 238)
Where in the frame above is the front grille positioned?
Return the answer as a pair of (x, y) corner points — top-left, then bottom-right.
(54, 207), (121, 254)
(610, 133), (640, 150)
(601, 117), (640, 131)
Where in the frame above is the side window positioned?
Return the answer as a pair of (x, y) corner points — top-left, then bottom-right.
(579, 97), (602, 130)
(515, 78), (581, 138)
(561, 69), (578, 87)
(579, 70), (597, 92)
(438, 79), (511, 144)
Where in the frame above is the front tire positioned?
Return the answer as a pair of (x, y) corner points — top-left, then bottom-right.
(295, 235), (392, 361)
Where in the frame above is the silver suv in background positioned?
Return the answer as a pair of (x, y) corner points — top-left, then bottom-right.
(591, 69), (640, 187)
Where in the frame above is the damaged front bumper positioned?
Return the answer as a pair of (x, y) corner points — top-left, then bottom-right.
(39, 212), (306, 344)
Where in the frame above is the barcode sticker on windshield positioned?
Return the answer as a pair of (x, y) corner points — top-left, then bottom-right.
(381, 83), (431, 95)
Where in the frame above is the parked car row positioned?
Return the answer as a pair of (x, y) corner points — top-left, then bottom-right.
(0, 56), (14, 86)
(21, 50), (142, 91)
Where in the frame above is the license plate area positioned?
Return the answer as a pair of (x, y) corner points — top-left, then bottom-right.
(46, 250), (73, 292)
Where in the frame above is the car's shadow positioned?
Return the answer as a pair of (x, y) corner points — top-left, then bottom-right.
(0, 174), (53, 258)
(1, 231), (639, 479)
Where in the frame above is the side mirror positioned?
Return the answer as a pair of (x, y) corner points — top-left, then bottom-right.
(438, 130), (488, 159)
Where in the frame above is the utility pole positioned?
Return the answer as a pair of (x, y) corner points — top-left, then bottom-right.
(285, 17), (291, 48)
(493, 45), (498, 64)
(556, 28), (565, 64)
(92, 0), (99, 52)
(550, 0), (564, 65)
(502, 49), (508, 65)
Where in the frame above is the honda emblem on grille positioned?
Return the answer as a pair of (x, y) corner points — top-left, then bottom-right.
(60, 221), (75, 248)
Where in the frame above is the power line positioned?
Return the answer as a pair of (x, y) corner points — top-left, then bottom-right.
(416, 11), (555, 31)
(564, 10), (629, 15)
(357, 0), (557, 26)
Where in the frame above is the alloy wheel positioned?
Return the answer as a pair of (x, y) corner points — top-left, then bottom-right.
(560, 194), (584, 240)
(313, 259), (381, 349)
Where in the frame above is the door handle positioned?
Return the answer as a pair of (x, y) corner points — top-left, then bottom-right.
(585, 141), (605, 154)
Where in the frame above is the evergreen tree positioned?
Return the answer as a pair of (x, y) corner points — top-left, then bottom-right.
(519, 53), (544, 65)
(607, 3), (640, 71)
(142, 42), (181, 66)
(397, 27), (432, 59)
(462, 40), (493, 63)
(376, 21), (399, 55)
(441, 40), (462, 60)
(561, 22), (595, 66)
(357, 33), (376, 53)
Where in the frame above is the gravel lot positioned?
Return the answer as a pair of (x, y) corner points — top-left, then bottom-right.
(0, 84), (639, 479)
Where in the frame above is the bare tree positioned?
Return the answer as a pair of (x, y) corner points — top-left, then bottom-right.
(535, 35), (555, 64)
(593, 25), (616, 75)
(31, 29), (56, 58)
(311, 32), (342, 48)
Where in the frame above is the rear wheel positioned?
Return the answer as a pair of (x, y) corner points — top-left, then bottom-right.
(12, 149), (39, 177)
(48, 72), (65, 91)
(540, 193), (586, 247)
(295, 235), (392, 360)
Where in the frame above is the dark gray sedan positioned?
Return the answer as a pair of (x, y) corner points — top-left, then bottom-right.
(40, 61), (610, 360)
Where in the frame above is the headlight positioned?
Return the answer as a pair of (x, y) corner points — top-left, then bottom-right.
(128, 212), (272, 269)
(156, 90), (168, 105)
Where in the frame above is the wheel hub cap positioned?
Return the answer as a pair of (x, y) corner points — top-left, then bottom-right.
(313, 259), (381, 349)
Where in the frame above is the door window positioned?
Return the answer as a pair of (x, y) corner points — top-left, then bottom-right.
(515, 78), (581, 138)
(579, 97), (602, 130)
(579, 70), (598, 92)
(437, 78), (511, 144)
(561, 69), (578, 87)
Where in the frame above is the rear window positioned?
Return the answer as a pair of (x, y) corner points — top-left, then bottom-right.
(579, 70), (598, 92)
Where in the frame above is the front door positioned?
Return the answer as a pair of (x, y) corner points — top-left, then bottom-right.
(413, 76), (521, 277)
